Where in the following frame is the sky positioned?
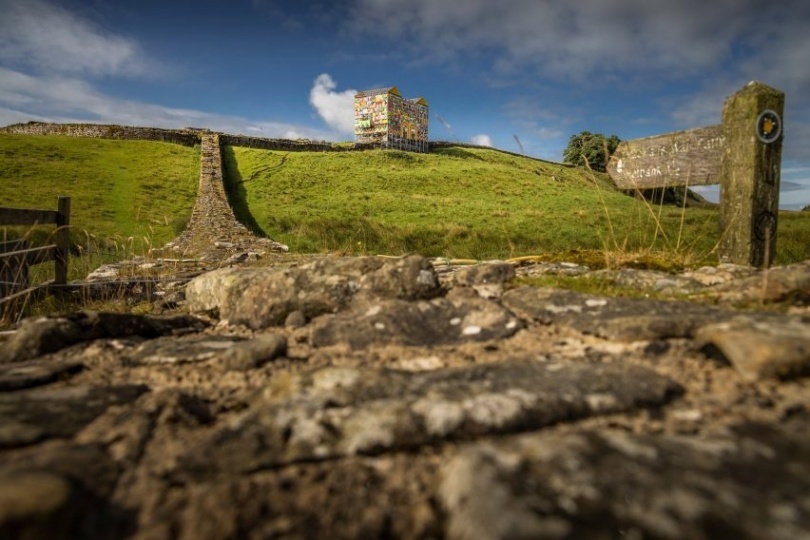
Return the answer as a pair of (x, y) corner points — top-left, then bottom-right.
(1, 0), (810, 210)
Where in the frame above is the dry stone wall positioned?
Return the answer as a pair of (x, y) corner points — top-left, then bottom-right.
(163, 132), (287, 258)
(219, 134), (338, 152)
(1, 121), (550, 155)
(0, 122), (200, 146)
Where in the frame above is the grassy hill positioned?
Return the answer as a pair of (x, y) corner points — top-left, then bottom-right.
(223, 144), (810, 267)
(1, 133), (808, 276)
(0, 134), (199, 253)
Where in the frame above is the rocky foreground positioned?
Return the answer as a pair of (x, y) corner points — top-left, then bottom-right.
(1, 255), (809, 539)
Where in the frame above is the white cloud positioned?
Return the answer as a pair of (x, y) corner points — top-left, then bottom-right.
(470, 134), (492, 147)
(347, 0), (809, 168)
(0, 67), (338, 141)
(346, 0), (810, 176)
(309, 74), (356, 134)
(0, 0), (153, 77)
(0, 0), (337, 141)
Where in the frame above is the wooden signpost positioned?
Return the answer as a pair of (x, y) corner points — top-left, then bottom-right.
(607, 81), (784, 267)
(606, 125), (724, 189)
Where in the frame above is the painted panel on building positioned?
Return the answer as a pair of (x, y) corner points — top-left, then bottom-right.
(354, 87), (429, 152)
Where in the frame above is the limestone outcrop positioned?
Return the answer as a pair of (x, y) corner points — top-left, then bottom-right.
(1, 255), (809, 539)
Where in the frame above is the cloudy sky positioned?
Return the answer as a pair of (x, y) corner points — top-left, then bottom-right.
(2, 0), (809, 209)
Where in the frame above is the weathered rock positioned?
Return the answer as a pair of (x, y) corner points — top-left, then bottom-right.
(221, 334), (287, 371)
(713, 259), (810, 304)
(514, 260), (592, 278)
(284, 310), (307, 328)
(502, 286), (732, 341)
(311, 296), (522, 349)
(0, 359), (84, 391)
(0, 443), (126, 539)
(0, 311), (208, 363)
(163, 454), (443, 540)
(175, 360), (682, 478)
(181, 266), (268, 317)
(76, 390), (214, 465)
(185, 255), (443, 328)
(0, 385), (147, 447)
(696, 316), (810, 380)
(0, 317), (82, 364)
(0, 471), (75, 540)
(682, 263), (758, 286)
(0, 419), (46, 449)
(126, 334), (286, 370)
(590, 267), (705, 294)
(223, 251), (262, 265)
(440, 424), (810, 540)
(450, 261), (515, 298)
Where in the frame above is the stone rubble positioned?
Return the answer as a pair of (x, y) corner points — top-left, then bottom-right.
(1, 254), (809, 539)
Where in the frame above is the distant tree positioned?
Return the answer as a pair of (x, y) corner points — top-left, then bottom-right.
(563, 131), (621, 172)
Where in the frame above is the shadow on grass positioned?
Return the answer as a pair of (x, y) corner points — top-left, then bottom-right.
(221, 145), (268, 237)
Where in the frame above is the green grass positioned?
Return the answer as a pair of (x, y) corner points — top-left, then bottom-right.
(0, 134), (199, 277)
(774, 210), (810, 264)
(224, 145), (741, 267)
(1, 133), (807, 283)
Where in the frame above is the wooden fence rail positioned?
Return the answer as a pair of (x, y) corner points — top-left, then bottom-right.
(0, 196), (71, 315)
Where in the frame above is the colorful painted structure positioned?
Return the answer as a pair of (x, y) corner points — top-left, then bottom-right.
(354, 87), (429, 152)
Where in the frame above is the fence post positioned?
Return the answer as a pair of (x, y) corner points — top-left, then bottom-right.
(719, 81), (784, 267)
(55, 195), (71, 285)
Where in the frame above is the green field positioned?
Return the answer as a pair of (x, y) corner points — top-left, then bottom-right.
(1, 134), (808, 277)
(0, 134), (199, 253)
(222, 145), (810, 267)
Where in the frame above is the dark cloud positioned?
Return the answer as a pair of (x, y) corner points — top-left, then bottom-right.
(348, 0), (766, 79)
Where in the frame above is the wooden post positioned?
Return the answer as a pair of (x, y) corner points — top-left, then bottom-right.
(719, 81), (784, 267)
(606, 125), (724, 189)
(55, 195), (71, 285)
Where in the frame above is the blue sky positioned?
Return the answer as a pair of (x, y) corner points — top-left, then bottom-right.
(2, 0), (810, 209)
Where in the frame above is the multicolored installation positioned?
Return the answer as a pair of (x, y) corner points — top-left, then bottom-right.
(354, 87), (429, 153)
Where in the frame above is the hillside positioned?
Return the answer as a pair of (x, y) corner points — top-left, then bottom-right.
(1, 133), (808, 270)
(3, 138), (809, 539)
(223, 145), (728, 264)
(0, 134), (199, 252)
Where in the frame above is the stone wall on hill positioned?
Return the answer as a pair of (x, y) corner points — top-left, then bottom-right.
(219, 134), (338, 152)
(0, 122), (200, 146)
(1, 121), (576, 161)
(1, 122), (368, 153)
(162, 132), (288, 258)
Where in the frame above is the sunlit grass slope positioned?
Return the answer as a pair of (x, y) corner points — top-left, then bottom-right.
(1, 134), (806, 273)
(0, 134), (199, 251)
(224, 145), (730, 266)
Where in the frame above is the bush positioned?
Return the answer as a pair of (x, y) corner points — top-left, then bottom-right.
(563, 131), (620, 172)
